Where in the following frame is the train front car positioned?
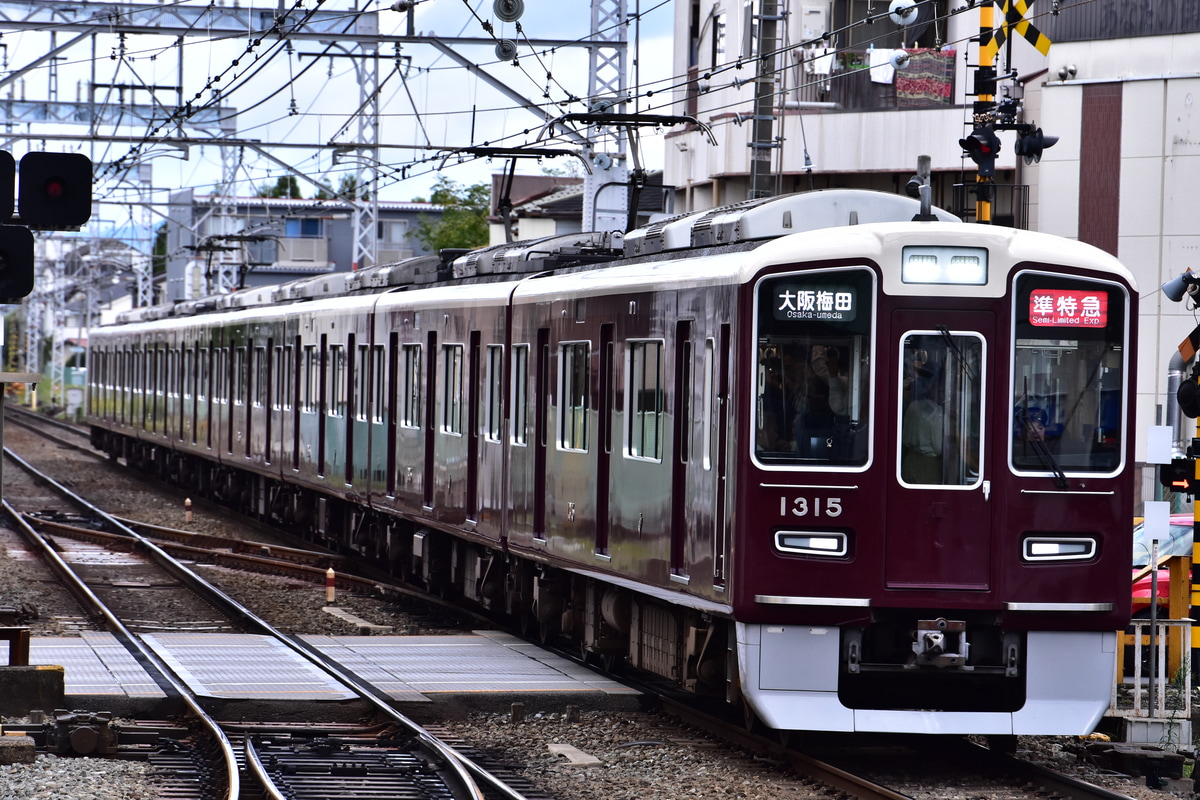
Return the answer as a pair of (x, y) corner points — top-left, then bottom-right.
(735, 223), (1135, 736)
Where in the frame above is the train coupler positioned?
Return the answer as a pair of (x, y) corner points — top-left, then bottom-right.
(910, 618), (970, 669)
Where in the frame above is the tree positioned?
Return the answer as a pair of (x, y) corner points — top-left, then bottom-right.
(152, 222), (168, 276)
(256, 175), (302, 199)
(412, 176), (490, 252)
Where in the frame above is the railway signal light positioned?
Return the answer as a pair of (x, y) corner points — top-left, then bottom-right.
(1014, 127), (1059, 164)
(0, 224), (35, 301)
(959, 127), (1001, 177)
(18, 151), (93, 229)
(0, 151), (13, 223)
(1158, 457), (1199, 494)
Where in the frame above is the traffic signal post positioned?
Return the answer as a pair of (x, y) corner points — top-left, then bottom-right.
(964, 1), (1057, 224)
(0, 151), (94, 303)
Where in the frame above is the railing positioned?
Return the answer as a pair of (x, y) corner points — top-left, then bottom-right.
(790, 48), (958, 112)
(1111, 618), (1192, 743)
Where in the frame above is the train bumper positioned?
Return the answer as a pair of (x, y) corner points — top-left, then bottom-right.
(736, 622), (1117, 734)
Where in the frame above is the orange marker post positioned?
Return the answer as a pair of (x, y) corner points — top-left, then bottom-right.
(185, 498), (193, 523)
(326, 567), (336, 604)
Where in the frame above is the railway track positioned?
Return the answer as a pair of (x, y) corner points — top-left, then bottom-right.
(0, 429), (527, 800)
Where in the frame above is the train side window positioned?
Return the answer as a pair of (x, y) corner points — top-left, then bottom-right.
(511, 344), (529, 445)
(400, 343), (422, 428)
(355, 344), (370, 421)
(1011, 273), (1127, 475)
(214, 347), (225, 402)
(198, 347), (208, 402)
(234, 348), (247, 407)
(329, 345), (346, 417)
(702, 338), (715, 470)
(560, 342), (590, 452)
(442, 343), (464, 435)
(302, 345), (317, 413)
(253, 347), (267, 408)
(752, 268), (874, 467)
(371, 345), (385, 423)
(626, 339), (663, 461)
(898, 332), (984, 487)
(485, 344), (504, 442)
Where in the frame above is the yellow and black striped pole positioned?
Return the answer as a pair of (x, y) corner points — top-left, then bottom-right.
(974, 2), (996, 224)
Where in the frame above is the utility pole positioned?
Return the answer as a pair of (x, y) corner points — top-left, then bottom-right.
(582, 0), (628, 233)
(748, 0), (781, 200)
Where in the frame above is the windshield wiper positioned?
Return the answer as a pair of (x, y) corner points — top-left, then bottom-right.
(1017, 390), (1069, 489)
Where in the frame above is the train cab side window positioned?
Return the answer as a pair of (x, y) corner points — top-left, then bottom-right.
(753, 269), (874, 466)
(560, 342), (590, 452)
(899, 332), (984, 487)
(1011, 273), (1127, 475)
(626, 340), (663, 460)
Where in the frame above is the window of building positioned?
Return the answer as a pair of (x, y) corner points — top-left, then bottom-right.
(285, 218), (323, 238)
(378, 220), (409, 243)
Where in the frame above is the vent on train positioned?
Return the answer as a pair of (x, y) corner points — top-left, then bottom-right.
(450, 231), (622, 278)
(623, 189), (960, 256)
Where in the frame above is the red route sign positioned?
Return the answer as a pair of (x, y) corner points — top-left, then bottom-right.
(1029, 289), (1107, 327)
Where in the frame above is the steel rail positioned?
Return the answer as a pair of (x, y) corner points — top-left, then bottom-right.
(2, 445), (514, 800)
(0, 489), (241, 800)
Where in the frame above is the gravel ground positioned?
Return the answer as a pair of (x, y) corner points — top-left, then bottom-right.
(0, 755), (159, 800)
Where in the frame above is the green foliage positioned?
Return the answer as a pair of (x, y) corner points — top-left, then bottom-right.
(256, 175), (303, 199)
(412, 176), (490, 252)
(337, 174), (370, 202)
(152, 222), (168, 276)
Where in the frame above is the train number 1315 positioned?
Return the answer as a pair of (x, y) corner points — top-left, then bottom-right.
(780, 496), (843, 518)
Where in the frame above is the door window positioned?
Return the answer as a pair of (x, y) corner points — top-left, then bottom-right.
(898, 331), (984, 487)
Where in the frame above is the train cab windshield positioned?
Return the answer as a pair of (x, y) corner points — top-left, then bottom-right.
(1011, 272), (1126, 476)
(754, 268), (874, 466)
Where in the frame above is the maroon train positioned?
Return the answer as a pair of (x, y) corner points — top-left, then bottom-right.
(86, 189), (1136, 735)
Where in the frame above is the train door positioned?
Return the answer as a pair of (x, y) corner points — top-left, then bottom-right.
(670, 320), (693, 578)
(596, 323), (615, 555)
(886, 309), (992, 590)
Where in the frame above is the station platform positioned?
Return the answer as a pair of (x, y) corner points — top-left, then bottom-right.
(13, 630), (640, 716)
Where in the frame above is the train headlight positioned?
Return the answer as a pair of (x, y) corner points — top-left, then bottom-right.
(1022, 536), (1097, 562)
(901, 246), (988, 285)
(774, 531), (848, 557)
